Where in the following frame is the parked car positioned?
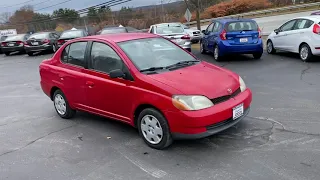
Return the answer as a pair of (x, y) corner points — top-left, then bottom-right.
(200, 18), (263, 61)
(180, 24), (202, 43)
(1, 34), (30, 56)
(311, 11), (320, 15)
(0, 35), (8, 54)
(57, 29), (87, 49)
(267, 16), (320, 62)
(25, 32), (60, 56)
(39, 33), (252, 149)
(148, 23), (192, 52)
(98, 26), (141, 35)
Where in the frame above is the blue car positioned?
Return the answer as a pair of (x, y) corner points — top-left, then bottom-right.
(200, 18), (263, 61)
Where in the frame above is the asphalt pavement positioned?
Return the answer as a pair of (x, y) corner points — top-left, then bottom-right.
(0, 49), (320, 180)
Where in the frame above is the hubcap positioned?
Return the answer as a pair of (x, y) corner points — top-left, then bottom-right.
(267, 42), (272, 53)
(140, 115), (163, 144)
(300, 46), (308, 60)
(214, 47), (219, 59)
(53, 45), (56, 52)
(54, 94), (66, 115)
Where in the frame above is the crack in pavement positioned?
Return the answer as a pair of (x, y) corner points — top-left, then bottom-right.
(0, 123), (78, 158)
(300, 64), (313, 85)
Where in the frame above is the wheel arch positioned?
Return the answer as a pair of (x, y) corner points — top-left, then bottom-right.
(50, 86), (60, 101)
(133, 104), (165, 128)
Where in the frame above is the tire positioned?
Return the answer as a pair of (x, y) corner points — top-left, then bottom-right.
(52, 44), (57, 53)
(299, 44), (313, 62)
(192, 40), (199, 44)
(137, 108), (173, 149)
(27, 52), (33, 56)
(213, 45), (222, 61)
(200, 41), (207, 54)
(267, 40), (276, 54)
(53, 89), (76, 119)
(253, 53), (263, 59)
(4, 52), (10, 56)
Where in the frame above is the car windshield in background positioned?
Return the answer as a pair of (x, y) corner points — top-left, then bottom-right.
(60, 30), (83, 39)
(100, 28), (127, 34)
(226, 21), (258, 32)
(5, 34), (25, 41)
(1, 36), (7, 41)
(118, 37), (197, 71)
(29, 33), (48, 39)
(156, 25), (184, 34)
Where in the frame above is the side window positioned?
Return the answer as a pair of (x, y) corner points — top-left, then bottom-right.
(280, 20), (296, 32)
(149, 26), (154, 33)
(212, 22), (221, 32)
(90, 42), (123, 74)
(294, 19), (314, 30)
(206, 23), (214, 33)
(65, 42), (87, 67)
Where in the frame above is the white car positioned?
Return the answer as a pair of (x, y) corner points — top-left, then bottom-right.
(267, 16), (320, 62)
(180, 24), (202, 43)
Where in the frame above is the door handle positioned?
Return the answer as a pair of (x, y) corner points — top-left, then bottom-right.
(86, 81), (95, 88)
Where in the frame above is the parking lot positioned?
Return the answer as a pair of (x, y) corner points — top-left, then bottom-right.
(0, 47), (320, 179)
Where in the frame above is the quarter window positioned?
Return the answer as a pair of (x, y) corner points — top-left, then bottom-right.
(293, 19), (314, 30)
(90, 42), (123, 74)
(212, 22), (221, 32)
(61, 42), (87, 67)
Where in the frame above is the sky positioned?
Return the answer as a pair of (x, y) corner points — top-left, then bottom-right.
(0, 0), (176, 14)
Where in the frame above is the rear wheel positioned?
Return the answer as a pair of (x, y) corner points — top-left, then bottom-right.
(137, 108), (173, 149)
(27, 52), (33, 56)
(213, 45), (222, 61)
(52, 44), (57, 53)
(267, 40), (276, 54)
(253, 53), (263, 59)
(299, 44), (313, 62)
(53, 89), (76, 119)
(200, 41), (207, 54)
(4, 52), (10, 56)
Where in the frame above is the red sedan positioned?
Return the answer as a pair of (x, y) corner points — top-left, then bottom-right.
(39, 33), (252, 149)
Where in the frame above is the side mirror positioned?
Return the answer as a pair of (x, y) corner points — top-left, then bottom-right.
(274, 29), (280, 34)
(109, 69), (125, 79)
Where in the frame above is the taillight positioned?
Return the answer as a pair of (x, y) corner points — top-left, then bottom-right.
(181, 34), (190, 39)
(43, 39), (50, 44)
(258, 27), (262, 38)
(58, 39), (65, 45)
(16, 41), (24, 46)
(313, 24), (320, 34)
(220, 29), (227, 40)
(1, 42), (6, 46)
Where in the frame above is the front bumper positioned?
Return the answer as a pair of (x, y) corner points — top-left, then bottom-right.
(1, 46), (25, 53)
(25, 44), (52, 52)
(165, 88), (252, 139)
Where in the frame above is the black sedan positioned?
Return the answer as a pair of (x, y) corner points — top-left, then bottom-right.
(1, 34), (30, 56)
(57, 29), (88, 49)
(0, 35), (8, 54)
(25, 32), (60, 56)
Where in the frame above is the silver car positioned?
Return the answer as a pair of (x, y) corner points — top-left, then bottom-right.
(181, 24), (202, 43)
(148, 23), (192, 52)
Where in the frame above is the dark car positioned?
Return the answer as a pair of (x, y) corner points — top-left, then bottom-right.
(98, 26), (141, 35)
(24, 32), (60, 56)
(57, 29), (87, 48)
(1, 34), (30, 56)
(0, 35), (8, 54)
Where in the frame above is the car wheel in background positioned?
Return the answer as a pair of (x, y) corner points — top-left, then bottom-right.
(53, 89), (76, 119)
(27, 52), (33, 56)
(299, 44), (313, 62)
(213, 45), (222, 61)
(52, 44), (57, 53)
(4, 52), (10, 56)
(267, 40), (276, 54)
(253, 53), (263, 59)
(137, 108), (173, 149)
(200, 42), (207, 54)
(192, 40), (199, 44)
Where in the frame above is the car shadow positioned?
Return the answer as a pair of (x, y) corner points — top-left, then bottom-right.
(270, 52), (320, 63)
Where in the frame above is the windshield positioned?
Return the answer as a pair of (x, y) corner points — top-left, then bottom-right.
(29, 33), (49, 39)
(156, 25), (184, 34)
(226, 21), (258, 32)
(118, 37), (197, 71)
(5, 34), (25, 41)
(60, 30), (83, 39)
(101, 28), (127, 34)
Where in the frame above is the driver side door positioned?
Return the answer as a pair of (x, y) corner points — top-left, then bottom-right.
(273, 19), (297, 50)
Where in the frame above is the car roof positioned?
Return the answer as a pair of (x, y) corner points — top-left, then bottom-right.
(79, 33), (159, 43)
(295, 15), (320, 21)
(214, 18), (255, 23)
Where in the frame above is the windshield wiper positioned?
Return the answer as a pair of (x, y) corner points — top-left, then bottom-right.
(140, 67), (165, 73)
(166, 60), (200, 69)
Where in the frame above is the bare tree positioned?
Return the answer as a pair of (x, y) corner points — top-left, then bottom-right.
(0, 12), (12, 24)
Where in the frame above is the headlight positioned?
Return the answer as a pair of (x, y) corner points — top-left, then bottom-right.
(172, 95), (213, 111)
(239, 76), (247, 92)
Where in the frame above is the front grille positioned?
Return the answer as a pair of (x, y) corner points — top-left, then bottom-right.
(211, 88), (241, 105)
(206, 108), (248, 130)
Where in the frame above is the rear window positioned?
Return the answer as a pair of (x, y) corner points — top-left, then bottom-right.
(29, 33), (49, 39)
(5, 34), (25, 41)
(156, 25), (184, 34)
(226, 21), (258, 32)
(0, 36), (7, 41)
(100, 28), (127, 34)
(60, 30), (84, 39)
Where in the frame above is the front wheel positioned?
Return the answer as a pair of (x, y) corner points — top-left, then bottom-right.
(53, 89), (76, 119)
(267, 40), (276, 54)
(299, 44), (313, 62)
(137, 108), (173, 149)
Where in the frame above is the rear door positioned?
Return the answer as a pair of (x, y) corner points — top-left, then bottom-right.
(225, 20), (260, 45)
(208, 21), (222, 50)
(202, 23), (214, 51)
(287, 19), (314, 52)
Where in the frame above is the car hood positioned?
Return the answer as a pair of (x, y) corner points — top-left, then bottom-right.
(148, 62), (240, 99)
